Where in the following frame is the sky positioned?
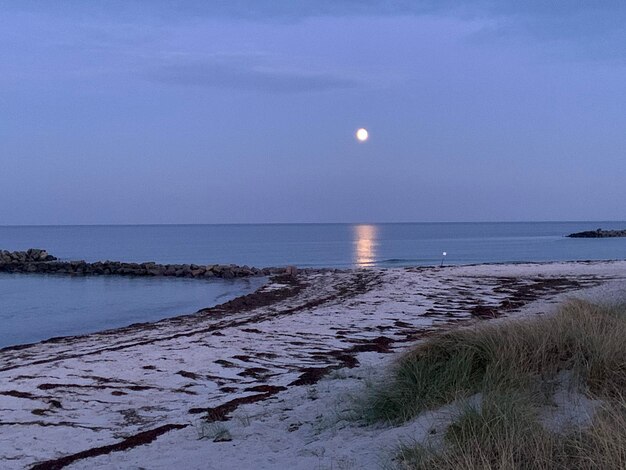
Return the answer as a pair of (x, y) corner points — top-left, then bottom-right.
(2, 1), (626, 224)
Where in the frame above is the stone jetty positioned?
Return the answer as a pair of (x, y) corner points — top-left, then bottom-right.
(567, 228), (626, 238)
(0, 248), (278, 279)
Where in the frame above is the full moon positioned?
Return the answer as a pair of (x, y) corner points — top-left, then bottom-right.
(356, 128), (369, 142)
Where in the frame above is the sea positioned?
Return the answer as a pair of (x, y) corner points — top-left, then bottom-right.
(1, 222), (625, 348)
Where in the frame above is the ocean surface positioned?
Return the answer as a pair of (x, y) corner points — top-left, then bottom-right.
(0, 274), (265, 348)
(1, 222), (626, 267)
(2, 222), (626, 347)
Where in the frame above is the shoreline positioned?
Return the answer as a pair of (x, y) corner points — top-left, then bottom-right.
(1, 260), (626, 468)
(0, 274), (282, 355)
(2, 257), (624, 354)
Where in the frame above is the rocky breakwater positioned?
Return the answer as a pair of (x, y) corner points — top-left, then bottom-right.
(0, 248), (277, 279)
(567, 228), (626, 238)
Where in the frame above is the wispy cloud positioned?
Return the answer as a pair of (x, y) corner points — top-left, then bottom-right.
(147, 58), (358, 93)
(9, 1), (626, 60)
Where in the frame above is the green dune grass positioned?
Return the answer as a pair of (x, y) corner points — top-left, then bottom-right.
(363, 299), (626, 469)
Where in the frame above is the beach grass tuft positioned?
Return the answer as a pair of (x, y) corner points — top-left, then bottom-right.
(395, 393), (626, 470)
(362, 299), (626, 469)
(365, 299), (626, 424)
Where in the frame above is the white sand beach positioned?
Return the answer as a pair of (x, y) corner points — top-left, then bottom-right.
(2, 261), (626, 469)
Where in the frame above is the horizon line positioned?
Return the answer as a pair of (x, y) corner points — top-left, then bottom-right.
(1, 220), (625, 228)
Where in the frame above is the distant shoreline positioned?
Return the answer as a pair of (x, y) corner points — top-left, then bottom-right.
(567, 228), (626, 238)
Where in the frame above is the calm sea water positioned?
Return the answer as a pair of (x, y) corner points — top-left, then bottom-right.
(1, 222), (625, 348)
(0, 274), (265, 348)
(1, 222), (625, 267)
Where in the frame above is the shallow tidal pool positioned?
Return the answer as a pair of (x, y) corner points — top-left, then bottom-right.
(0, 273), (266, 348)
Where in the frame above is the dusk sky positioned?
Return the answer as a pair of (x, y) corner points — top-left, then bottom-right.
(2, 1), (626, 224)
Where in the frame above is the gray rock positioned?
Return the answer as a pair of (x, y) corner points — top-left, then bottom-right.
(0, 248), (266, 281)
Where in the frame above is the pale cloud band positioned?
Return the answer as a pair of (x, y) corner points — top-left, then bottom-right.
(147, 59), (358, 93)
